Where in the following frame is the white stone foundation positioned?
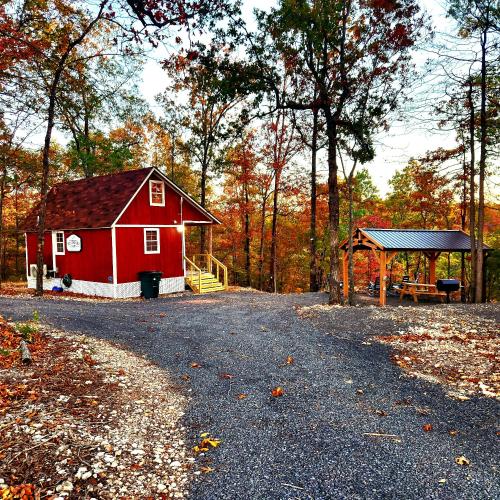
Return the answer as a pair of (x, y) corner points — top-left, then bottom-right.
(27, 276), (185, 299)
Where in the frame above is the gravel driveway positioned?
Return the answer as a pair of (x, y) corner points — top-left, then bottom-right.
(1, 291), (498, 499)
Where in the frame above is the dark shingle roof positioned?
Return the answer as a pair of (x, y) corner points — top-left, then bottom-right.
(23, 168), (152, 231)
(358, 228), (489, 251)
(23, 167), (221, 231)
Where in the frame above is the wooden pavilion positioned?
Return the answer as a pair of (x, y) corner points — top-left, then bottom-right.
(340, 228), (490, 306)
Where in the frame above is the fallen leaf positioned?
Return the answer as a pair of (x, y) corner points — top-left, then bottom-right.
(271, 386), (284, 397)
(220, 372), (234, 379)
(448, 430), (459, 437)
(422, 424), (433, 432)
(180, 374), (190, 381)
(455, 455), (470, 466)
(203, 438), (221, 448)
(190, 362), (202, 369)
(159, 313), (166, 317)
(236, 393), (248, 400)
(193, 435), (221, 454)
(200, 466), (214, 474)
(438, 479), (446, 484)
(286, 355), (294, 365)
(130, 463), (142, 470)
(83, 353), (96, 366)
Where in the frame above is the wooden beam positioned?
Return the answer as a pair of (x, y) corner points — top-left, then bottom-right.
(427, 252), (440, 284)
(208, 225), (213, 255)
(380, 251), (387, 306)
(343, 251), (349, 299)
(386, 251), (398, 264)
(207, 225), (213, 273)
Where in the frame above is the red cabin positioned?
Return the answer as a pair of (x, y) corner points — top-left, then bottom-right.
(23, 167), (226, 298)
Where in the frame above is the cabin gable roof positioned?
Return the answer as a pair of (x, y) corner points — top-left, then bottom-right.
(23, 167), (220, 231)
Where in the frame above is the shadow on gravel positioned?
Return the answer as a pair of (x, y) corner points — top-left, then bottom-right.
(0, 292), (498, 500)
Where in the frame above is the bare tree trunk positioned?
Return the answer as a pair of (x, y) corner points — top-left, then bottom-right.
(347, 175), (355, 305)
(34, 8), (105, 295)
(475, 30), (487, 303)
(309, 109), (319, 292)
(170, 133), (176, 182)
(258, 192), (268, 291)
(243, 182), (251, 287)
(268, 171), (280, 293)
(325, 116), (341, 304)
(461, 148), (467, 302)
(467, 77), (477, 303)
(36, 76), (62, 295)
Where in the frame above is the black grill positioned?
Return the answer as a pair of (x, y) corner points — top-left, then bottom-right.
(436, 279), (460, 303)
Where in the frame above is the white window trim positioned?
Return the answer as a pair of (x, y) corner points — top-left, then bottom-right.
(149, 180), (165, 207)
(144, 228), (160, 254)
(54, 231), (65, 255)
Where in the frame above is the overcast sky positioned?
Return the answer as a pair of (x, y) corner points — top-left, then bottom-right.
(139, 0), (479, 197)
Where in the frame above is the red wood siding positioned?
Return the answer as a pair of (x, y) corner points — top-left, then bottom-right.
(27, 229), (113, 283)
(117, 174), (182, 225)
(116, 226), (183, 283)
(26, 233), (52, 270)
(182, 201), (212, 223)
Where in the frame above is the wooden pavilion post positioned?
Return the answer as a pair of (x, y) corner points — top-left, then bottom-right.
(379, 251), (387, 306)
(207, 224), (213, 273)
(425, 251), (440, 284)
(343, 251), (349, 299)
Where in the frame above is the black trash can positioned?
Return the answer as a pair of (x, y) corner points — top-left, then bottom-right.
(138, 271), (163, 299)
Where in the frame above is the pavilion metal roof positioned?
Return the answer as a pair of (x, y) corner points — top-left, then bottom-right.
(341, 228), (490, 252)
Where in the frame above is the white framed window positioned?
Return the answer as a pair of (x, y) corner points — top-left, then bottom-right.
(144, 228), (160, 254)
(149, 180), (165, 206)
(54, 231), (65, 255)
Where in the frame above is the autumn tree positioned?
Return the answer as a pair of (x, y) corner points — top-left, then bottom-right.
(58, 35), (146, 178)
(223, 132), (260, 286)
(447, 0), (499, 302)
(247, 0), (429, 303)
(292, 105), (327, 292)
(1, 0), (232, 294)
(159, 49), (254, 253)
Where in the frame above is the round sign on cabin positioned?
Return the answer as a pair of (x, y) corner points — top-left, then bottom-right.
(66, 234), (82, 252)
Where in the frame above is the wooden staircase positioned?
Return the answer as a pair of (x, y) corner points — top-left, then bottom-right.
(185, 254), (228, 294)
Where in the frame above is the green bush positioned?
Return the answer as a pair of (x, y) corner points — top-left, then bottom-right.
(15, 322), (38, 342)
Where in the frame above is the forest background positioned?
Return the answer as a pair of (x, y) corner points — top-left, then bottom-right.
(0, 0), (498, 300)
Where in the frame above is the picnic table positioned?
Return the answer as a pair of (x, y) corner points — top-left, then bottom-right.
(398, 282), (447, 303)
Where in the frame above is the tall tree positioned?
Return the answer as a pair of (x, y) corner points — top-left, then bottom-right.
(448, 0), (500, 301)
(263, 106), (301, 293)
(160, 50), (252, 253)
(249, 0), (429, 303)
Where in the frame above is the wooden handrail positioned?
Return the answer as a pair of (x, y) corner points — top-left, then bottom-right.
(186, 253), (228, 292)
(184, 256), (202, 292)
(208, 254), (228, 288)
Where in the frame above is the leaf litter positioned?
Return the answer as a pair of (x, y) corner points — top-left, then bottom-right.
(373, 305), (499, 400)
(0, 315), (196, 498)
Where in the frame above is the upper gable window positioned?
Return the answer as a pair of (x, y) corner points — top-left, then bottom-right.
(149, 180), (165, 206)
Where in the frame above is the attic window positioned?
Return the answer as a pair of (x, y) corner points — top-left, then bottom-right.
(149, 180), (165, 206)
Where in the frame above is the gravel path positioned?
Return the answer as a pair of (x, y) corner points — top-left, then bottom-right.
(0, 292), (498, 499)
